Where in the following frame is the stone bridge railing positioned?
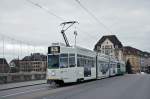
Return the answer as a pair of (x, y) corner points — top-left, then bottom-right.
(0, 72), (46, 84)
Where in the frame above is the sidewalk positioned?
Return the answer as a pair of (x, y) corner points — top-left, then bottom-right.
(0, 80), (46, 91)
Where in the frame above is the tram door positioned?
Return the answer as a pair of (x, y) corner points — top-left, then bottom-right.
(84, 60), (91, 77)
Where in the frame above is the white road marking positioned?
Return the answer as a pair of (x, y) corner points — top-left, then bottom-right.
(1, 88), (46, 98)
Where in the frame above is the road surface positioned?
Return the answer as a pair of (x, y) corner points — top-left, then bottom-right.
(0, 74), (150, 99)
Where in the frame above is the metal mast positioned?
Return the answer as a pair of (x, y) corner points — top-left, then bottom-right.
(60, 21), (78, 47)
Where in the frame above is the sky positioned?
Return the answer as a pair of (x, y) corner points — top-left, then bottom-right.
(0, 0), (150, 61)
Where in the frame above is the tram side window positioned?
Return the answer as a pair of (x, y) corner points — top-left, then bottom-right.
(101, 63), (106, 74)
(111, 64), (113, 68)
(98, 61), (102, 71)
(77, 54), (84, 67)
(109, 64), (112, 68)
(103, 62), (109, 70)
(117, 63), (120, 68)
(77, 54), (95, 67)
(91, 59), (95, 67)
(69, 54), (75, 67)
(77, 58), (80, 67)
(60, 54), (68, 68)
(77, 58), (84, 67)
(88, 59), (94, 67)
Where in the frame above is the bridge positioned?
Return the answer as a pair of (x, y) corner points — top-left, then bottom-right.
(0, 74), (150, 99)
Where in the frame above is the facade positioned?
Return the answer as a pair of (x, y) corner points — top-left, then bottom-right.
(20, 53), (47, 72)
(140, 52), (150, 73)
(0, 58), (9, 73)
(94, 35), (123, 61)
(123, 46), (142, 73)
(19, 61), (47, 72)
(145, 58), (150, 73)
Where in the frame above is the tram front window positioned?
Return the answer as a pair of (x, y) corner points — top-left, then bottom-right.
(48, 55), (59, 69)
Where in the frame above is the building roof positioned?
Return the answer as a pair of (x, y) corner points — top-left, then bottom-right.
(123, 46), (150, 57)
(22, 53), (47, 61)
(123, 46), (142, 56)
(9, 59), (20, 67)
(142, 51), (150, 57)
(94, 35), (123, 50)
(0, 58), (8, 64)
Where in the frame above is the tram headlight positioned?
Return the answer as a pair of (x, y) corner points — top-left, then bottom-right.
(51, 71), (56, 76)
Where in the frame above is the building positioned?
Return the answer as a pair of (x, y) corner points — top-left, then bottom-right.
(123, 46), (142, 73)
(145, 58), (150, 73)
(140, 52), (150, 73)
(94, 35), (123, 61)
(123, 47), (150, 74)
(0, 58), (10, 83)
(0, 58), (9, 73)
(20, 53), (47, 72)
(19, 53), (47, 80)
(19, 61), (47, 72)
(9, 59), (20, 73)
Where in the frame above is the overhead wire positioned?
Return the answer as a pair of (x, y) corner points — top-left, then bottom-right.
(75, 0), (113, 34)
(26, 0), (65, 21)
(25, 0), (109, 48)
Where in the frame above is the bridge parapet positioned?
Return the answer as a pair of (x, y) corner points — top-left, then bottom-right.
(0, 72), (46, 84)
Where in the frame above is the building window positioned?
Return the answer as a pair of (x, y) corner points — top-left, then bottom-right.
(105, 50), (109, 55)
(111, 50), (113, 53)
(110, 45), (112, 48)
(99, 50), (101, 53)
(115, 45), (118, 48)
(102, 51), (104, 53)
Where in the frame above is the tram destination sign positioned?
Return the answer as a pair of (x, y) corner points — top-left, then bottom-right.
(48, 46), (60, 54)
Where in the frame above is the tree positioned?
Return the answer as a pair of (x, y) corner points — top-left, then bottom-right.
(126, 59), (132, 74)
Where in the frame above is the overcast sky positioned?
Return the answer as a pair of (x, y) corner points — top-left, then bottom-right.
(0, 0), (150, 60)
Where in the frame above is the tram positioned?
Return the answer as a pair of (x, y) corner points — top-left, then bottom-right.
(46, 43), (126, 86)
